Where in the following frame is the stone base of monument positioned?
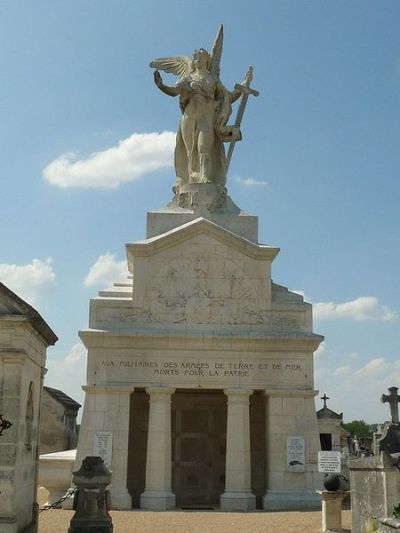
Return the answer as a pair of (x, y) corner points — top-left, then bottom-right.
(146, 182), (258, 242)
(220, 491), (256, 511)
(140, 490), (176, 511)
(263, 490), (321, 511)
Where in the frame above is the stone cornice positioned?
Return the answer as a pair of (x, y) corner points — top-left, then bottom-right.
(264, 389), (319, 397)
(79, 329), (323, 352)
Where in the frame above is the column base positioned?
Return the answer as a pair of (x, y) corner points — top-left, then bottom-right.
(109, 487), (132, 510)
(140, 490), (176, 510)
(220, 491), (256, 511)
(263, 490), (321, 511)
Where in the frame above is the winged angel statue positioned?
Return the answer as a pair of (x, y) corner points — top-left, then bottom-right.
(150, 25), (257, 192)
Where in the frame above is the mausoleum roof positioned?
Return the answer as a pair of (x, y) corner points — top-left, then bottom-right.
(0, 282), (58, 346)
(316, 406), (343, 420)
(44, 386), (81, 410)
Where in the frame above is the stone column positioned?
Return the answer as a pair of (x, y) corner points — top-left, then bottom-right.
(220, 388), (256, 511)
(140, 387), (176, 510)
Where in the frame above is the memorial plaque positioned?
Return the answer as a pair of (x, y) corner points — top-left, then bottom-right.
(287, 436), (305, 472)
(318, 451), (341, 473)
(93, 431), (113, 468)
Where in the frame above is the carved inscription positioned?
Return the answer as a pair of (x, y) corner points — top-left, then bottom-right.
(96, 357), (305, 385)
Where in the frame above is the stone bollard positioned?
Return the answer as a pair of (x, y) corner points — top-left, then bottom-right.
(317, 488), (349, 533)
(68, 456), (113, 533)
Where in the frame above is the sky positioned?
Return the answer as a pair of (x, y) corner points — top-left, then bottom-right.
(1, 1), (399, 423)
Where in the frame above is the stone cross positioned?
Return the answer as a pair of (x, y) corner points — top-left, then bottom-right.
(321, 393), (330, 409)
(381, 386), (400, 424)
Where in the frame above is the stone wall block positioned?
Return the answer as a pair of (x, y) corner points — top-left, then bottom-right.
(267, 397), (283, 416)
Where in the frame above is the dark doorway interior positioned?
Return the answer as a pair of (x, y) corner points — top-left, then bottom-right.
(127, 389), (149, 507)
(320, 432), (333, 451)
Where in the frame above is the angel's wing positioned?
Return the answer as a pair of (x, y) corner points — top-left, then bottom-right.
(210, 24), (223, 78)
(149, 56), (192, 78)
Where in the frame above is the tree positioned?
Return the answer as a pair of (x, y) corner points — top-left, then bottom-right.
(342, 420), (374, 440)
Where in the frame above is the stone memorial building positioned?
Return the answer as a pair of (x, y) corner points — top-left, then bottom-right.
(0, 283), (58, 532)
(74, 26), (324, 511)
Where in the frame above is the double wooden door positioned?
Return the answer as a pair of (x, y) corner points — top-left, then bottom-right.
(172, 391), (227, 506)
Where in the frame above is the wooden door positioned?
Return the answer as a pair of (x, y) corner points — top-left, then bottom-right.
(172, 392), (226, 506)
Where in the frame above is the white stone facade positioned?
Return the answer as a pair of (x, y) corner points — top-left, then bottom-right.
(75, 198), (323, 511)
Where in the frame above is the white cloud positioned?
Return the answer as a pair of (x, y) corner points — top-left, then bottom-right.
(234, 176), (267, 187)
(64, 342), (87, 366)
(334, 365), (351, 376)
(0, 258), (56, 308)
(84, 253), (129, 288)
(43, 131), (175, 189)
(313, 296), (397, 322)
(348, 351), (359, 359)
(355, 357), (389, 377)
(45, 343), (87, 417)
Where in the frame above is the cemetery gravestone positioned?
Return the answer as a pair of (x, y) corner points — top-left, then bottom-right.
(349, 387), (400, 533)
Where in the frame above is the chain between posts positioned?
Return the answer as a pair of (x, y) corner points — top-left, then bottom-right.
(38, 488), (77, 513)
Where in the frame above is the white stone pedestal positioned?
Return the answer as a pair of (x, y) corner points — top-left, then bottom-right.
(317, 490), (348, 532)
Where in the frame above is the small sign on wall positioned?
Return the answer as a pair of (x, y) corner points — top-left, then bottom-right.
(287, 436), (305, 472)
(93, 431), (113, 468)
(318, 451), (341, 473)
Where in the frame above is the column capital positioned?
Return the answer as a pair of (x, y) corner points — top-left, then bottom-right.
(224, 388), (253, 402)
(146, 387), (175, 400)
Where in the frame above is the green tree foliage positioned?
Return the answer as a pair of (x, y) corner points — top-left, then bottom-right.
(342, 420), (374, 439)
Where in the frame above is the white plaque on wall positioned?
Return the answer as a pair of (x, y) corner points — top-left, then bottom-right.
(287, 436), (305, 472)
(318, 451), (341, 473)
(93, 431), (113, 468)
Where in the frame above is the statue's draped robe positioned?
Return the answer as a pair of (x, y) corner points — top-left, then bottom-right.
(174, 74), (234, 188)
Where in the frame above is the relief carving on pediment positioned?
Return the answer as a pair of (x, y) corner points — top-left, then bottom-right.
(144, 254), (262, 325)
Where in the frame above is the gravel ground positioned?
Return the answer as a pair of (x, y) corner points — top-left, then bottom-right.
(37, 488), (352, 532)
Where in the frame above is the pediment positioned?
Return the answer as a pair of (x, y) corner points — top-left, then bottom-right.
(126, 217), (279, 270)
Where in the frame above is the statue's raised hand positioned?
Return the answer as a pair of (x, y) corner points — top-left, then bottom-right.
(153, 70), (163, 88)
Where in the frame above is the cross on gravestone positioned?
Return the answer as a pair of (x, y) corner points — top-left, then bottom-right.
(321, 393), (330, 408)
(381, 386), (400, 424)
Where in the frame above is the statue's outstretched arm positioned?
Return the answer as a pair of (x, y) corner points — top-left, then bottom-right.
(153, 70), (179, 97)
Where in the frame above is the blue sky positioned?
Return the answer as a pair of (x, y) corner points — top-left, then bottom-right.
(1, 1), (399, 423)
